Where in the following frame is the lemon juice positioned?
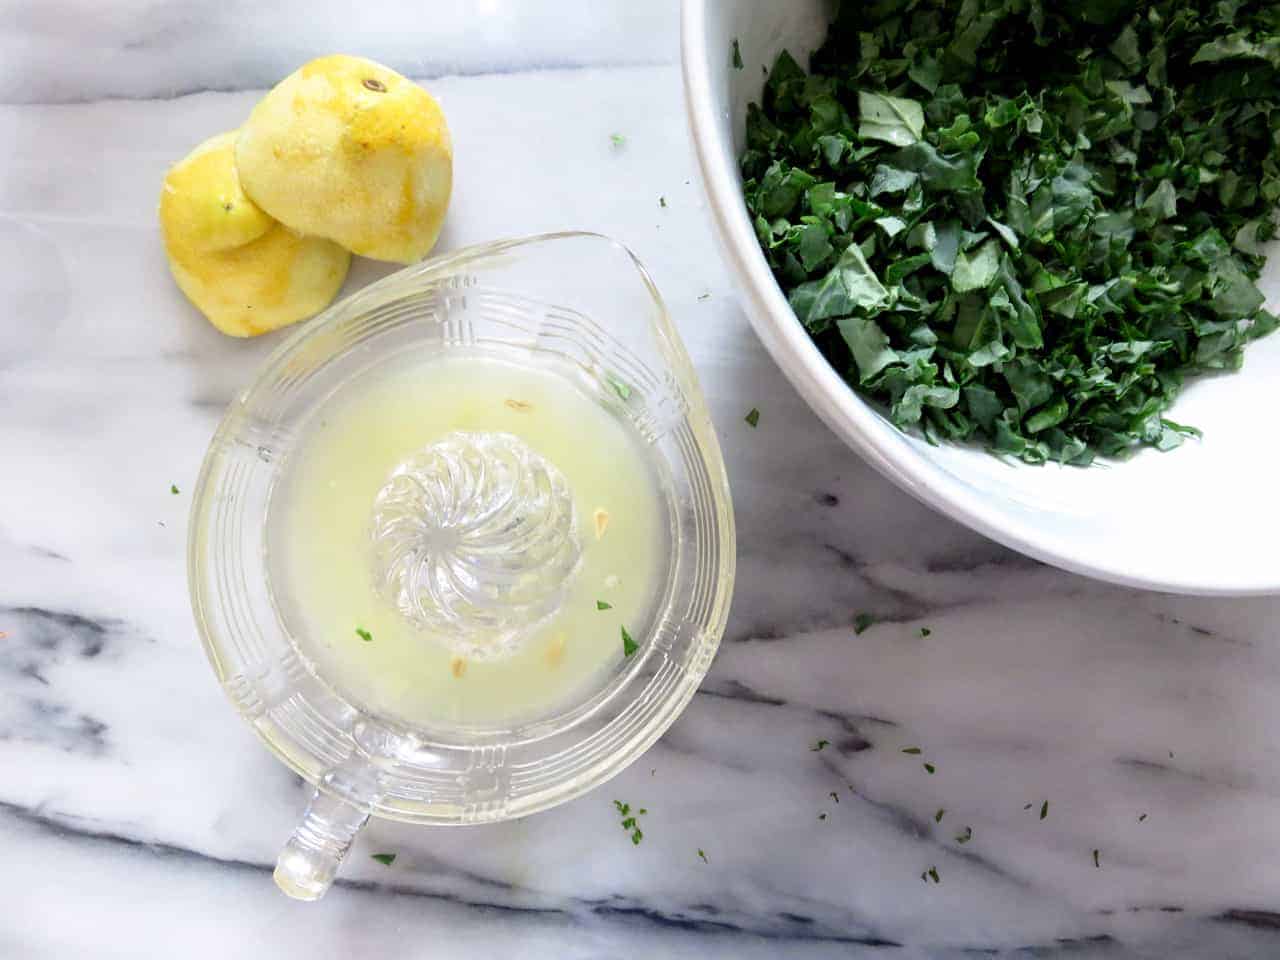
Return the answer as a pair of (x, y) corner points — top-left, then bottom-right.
(268, 351), (669, 729)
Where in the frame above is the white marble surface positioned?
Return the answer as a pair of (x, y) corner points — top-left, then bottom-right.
(3, 4), (1280, 957)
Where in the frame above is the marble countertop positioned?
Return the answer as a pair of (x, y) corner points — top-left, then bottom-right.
(4, 3), (1280, 957)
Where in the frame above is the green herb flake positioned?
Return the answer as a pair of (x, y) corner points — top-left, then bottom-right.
(830, 791), (840, 804)
(697, 292), (712, 301)
(923, 762), (936, 774)
(745, 407), (761, 428)
(740, 1), (1280, 466)
(355, 626), (373, 643)
(812, 738), (830, 752)
(853, 613), (877, 635)
(732, 38), (744, 71)
(613, 800), (646, 844)
(698, 848), (709, 863)
(934, 808), (945, 823)
(659, 196), (668, 208)
(609, 133), (626, 148)
(919, 627), (932, 638)
(170, 484), (180, 495)
(925, 866), (940, 884)
(596, 600), (613, 611)
(1040, 800), (1049, 821)
(607, 375), (632, 401)
(956, 826), (973, 844)
(901, 746), (922, 755)
(621, 625), (638, 658)
(1093, 849), (1101, 869)
(371, 853), (396, 866)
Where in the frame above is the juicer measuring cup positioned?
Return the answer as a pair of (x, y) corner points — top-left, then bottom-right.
(188, 232), (735, 899)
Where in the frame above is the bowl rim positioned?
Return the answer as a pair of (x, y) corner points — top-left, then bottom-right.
(680, 0), (1280, 596)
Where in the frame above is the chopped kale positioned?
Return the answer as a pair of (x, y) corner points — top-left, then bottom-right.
(741, 0), (1280, 464)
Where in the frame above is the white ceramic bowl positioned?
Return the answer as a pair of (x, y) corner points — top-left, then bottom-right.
(682, 0), (1280, 595)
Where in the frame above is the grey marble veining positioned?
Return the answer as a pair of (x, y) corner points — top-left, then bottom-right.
(0, 0), (676, 103)
(3, 6), (1280, 958)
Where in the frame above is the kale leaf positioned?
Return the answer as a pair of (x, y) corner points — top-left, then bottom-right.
(741, 0), (1279, 465)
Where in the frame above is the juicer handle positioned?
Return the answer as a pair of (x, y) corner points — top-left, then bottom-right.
(274, 788), (370, 900)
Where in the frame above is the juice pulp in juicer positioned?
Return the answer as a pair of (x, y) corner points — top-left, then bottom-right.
(267, 350), (670, 730)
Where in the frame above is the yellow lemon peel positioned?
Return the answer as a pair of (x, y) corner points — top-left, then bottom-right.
(159, 130), (349, 336)
(236, 55), (453, 264)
